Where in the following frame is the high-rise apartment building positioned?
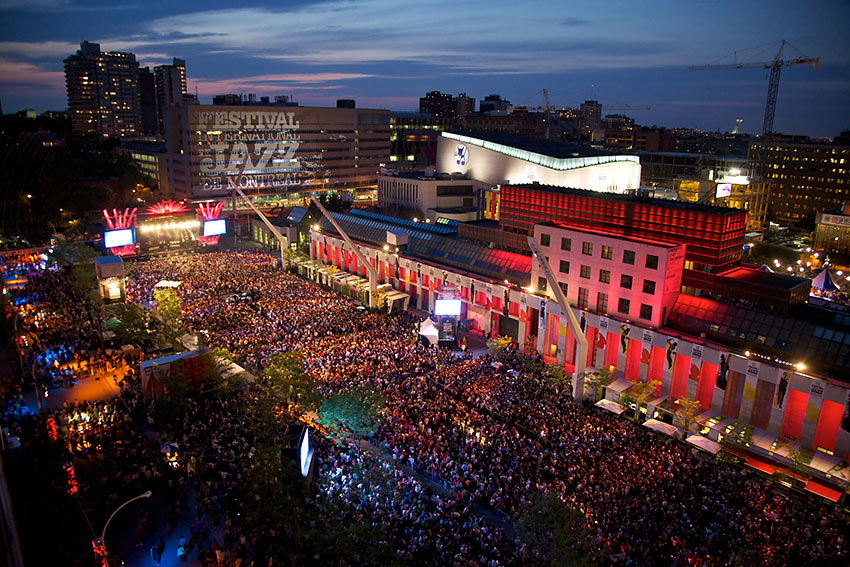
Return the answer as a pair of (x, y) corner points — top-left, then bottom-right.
(579, 100), (602, 138)
(456, 93), (476, 117)
(64, 41), (142, 138)
(154, 58), (187, 134)
(139, 67), (158, 135)
(419, 91), (457, 120)
(750, 139), (850, 223)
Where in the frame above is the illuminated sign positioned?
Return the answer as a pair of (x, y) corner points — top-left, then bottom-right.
(716, 183), (732, 198)
(203, 219), (226, 237)
(104, 229), (135, 248)
(193, 110), (329, 192)
(434, 299), (462, 316)
(454, 144), (469, 167)
(820, 214), (850, 227)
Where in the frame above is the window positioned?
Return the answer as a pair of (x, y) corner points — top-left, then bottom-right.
(623, 250), (635, 264)
(580, 265), (591, 279)
(559, 282), (568, 296)
(538, 276), (547, 292)
(560, 237), (571, 251)
(582, 242), (593, 255)
(620, 274), (633, 289)
(617, 298), (630, 315)
(596, 292), (608, 313)
(559, 260), (570, 274)
(599, 269), (611, 284)
(540, 233), (550, 247)
(578, 287), (589, 309)
(601, 245), (613, 260)
(640, 304), (653, 320)
(646, 254), (659, 269)
(642, 280), (656, 294)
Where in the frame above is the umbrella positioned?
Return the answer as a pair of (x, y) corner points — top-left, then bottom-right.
(105, 317), (122, 330)
(811, 269), (840, 292)
(160, 442), (179, 455)
(595, 398), (626, 415)
(643, 419), (681, 438)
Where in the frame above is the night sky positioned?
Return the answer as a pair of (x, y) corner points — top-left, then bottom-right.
(0, 0), (848, 137)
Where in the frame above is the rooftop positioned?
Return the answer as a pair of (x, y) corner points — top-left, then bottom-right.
(505, 184), (742, 215)
(720, 265), (810, 291)
(539, 221), (681, 249)
(446, 130), (618, 159)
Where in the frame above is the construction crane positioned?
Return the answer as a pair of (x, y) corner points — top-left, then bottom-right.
(690, 40), (818, 135)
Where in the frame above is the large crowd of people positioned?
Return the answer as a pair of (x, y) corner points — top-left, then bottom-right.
(3, 250), (848, 566)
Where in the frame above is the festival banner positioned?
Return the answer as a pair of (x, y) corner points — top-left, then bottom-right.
(638, 328), (653, 382)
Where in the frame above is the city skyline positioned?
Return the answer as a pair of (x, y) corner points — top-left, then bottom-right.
(0, 0), (848, 137)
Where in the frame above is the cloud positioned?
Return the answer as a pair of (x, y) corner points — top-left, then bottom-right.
(188, 72), (377, 96)
(0, 58), (65, 88)
(0, 40), (80, 59)
(0, 0), (69, 10)
(558, 17), (589, 26)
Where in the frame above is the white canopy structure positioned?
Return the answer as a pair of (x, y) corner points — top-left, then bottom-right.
(595, 399), (626, 415)
(419, 318), (439, 346)
(685, 435), (722, 455)
(643, 419), (681, 438)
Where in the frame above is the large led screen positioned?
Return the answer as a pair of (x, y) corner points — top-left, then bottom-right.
(434, 299), (462, 316)
(104, 229), (135, 248)
(203, 219), (226, 237)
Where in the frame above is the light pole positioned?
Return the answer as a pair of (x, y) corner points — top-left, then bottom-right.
(101, 490), (152, 562)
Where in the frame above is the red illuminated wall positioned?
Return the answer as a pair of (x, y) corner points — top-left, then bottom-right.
(780, 389), (809, 439)
(697, 362), (718, 410)
(625, 339), (641, 382)
(499, 185), (746, 271)
(604, 332), (619, 369)
(671, 355), (689, 399)
(648, 346), (665, 391)
(813, 399), (844, 452)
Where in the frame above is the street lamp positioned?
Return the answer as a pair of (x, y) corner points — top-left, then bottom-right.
(101, 491), (152, 561)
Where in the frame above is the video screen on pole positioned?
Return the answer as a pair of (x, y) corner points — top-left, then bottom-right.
(434, 299), (462, 316)
(104, 229), (135, 248)
(715, 183), (732, 198)
(203, 219), (227, 237)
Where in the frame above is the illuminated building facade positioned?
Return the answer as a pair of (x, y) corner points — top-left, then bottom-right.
(814, 204), (850, 255)
(304, 210), (850, 464)
(436, 131), (641, 191)
(750, 139), (850, 223)
(389, 112), (452, 168)
(116, 140), (169, 195)
(640, 152), (770, 232)
(64, 41), (142, 138)
(154, 58), (187, 134)
(530, 223), (685, 328)
(164, 104), (390, 199)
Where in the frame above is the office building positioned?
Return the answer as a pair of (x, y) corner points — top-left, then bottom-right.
(579, 100), (602, 138)
(64, 41), (142, 138)
(640, 152), (770, 231)
(389, 112), (452, 169)
(479, 94), (511, 114)
(456, 93), (476, 117)
(750, 139), (850, 223)
(377, 170), (485, 221)
(814, 204), (850, 255)
(139, 67), (158, 135)
(116, 140), (169, 195)
(419, 91), (457, 121)
(164, 104), (390, 200)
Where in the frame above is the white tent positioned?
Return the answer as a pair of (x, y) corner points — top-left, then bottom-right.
(419, 318), (439, 346)
(643, 419), (681, 438)
(685, 435), (722, 455)
(811, 268), (840, 292)
(595, 398), (626, 415)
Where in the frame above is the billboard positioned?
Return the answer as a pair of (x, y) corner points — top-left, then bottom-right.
(715, 183), (732, 198)
(192, 109), (331, 193)
(434, 299), (462, 316)
(104, 229), (135, 248)
(203, 219), (226, 237)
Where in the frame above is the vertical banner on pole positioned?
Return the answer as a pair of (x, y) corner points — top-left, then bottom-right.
(616, 322), (631, 374)
(638, 328), (653, 382)
(687, 344), (703, 401)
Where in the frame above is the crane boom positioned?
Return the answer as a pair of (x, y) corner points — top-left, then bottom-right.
(689, 40), (818, 135)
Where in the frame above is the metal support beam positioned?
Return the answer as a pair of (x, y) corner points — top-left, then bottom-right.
(528, 237), (587, 401)
(231, 187), (288, 266)
(310, 197), (378, 308)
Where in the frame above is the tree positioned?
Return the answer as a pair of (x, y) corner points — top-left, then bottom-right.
(264, 351), (321, 415)
(584, 368), (613, 401)
(486, 335), (513, 356)
(112, 302), (149, 345)
(152, 288), (183, 346)
(675, 397), (702, 439)
(48, 240), (97, 269)
(517, 491), (591, 567)
(631, 379), (661, 421)
(316, 384), (385, 446)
